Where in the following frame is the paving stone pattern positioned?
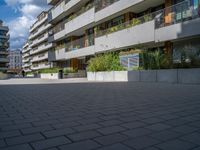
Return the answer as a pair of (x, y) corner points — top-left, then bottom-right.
(0, 82), (200, 150)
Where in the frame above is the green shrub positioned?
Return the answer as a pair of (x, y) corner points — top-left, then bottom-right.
(141, 50), (168, 70)
(39, 68), (62, 74)
(88, 53), (125, 72)
(63, 67), (77, 75)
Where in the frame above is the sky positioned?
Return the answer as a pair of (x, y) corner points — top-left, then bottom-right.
(0, 0), (50, 50)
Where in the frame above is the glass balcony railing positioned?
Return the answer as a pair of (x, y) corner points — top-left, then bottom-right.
(96, 0), (200, 37)
(155, 0), (200, 28)
(96, 11), (158, 37)
(95, 0), (120, 12)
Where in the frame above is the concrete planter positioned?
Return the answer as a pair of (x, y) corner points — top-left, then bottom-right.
(87, 68), (200, 84)
(140, 70), (157, 82)
(40, 73), (60, 79)
(178, 68), (200, 84)
(0, 72), (9, 80)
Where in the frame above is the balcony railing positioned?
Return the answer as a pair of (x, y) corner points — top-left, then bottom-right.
(55, 35), (94, 51)
(95, 0), (120, 12)
(155, 0), (200, 28)
(96, 11), (158, 37)
(96, 0), (200, 37)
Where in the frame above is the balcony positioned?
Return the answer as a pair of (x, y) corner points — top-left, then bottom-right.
(29, 24), (51, 40)
(0, 67), (8, 71)
(0, 58), (9, 63)
(22, 53), (30, 58)
(49, 0), (65, 22)
(155, 1), (200, 42)
(30, 15), (48, 33)
(65, 7), (95, 35)
(30, 43), (53, 55)
(95, 13), (156, 53)
(48, 0), (82, 22)
(22, 58), (30, 63)
(49, 35), (95, 61)
(30, 33), (48, 47)
(95, 0), (143, 22)
(31, 52), (48, 63)
(23, 63), (31, 68)
(31, 63), (50, 70)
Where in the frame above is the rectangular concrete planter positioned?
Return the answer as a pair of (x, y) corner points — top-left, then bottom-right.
(157, 69), (178, 83)
(87, 68), (200, 84)
(178, 68), (200, 84)
(0, 73), (9, 80)
(40, 73), (60, 79)
(140, 70), (157, 82)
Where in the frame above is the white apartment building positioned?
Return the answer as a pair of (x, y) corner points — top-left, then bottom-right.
(22, 42), (32, 72)
(8, 49), (22, 73)
(23, 0), (200, 72)
(47, 0), (200, 71)
(25, 11), (53, 72)
(0, 20), (9, 72)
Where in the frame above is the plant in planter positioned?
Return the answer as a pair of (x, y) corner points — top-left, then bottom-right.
(39, 67), (61, 74)
(88, 53), (125, 72)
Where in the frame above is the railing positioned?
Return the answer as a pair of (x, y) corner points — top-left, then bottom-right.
(96, 11), (158, 37)
(96, 0), (200, 37)
(155, 0), (200, 28)
(95, 0), (120, 12)
(53, 20), (65, 34)
(66, 34), (94, 52)
(55, 35), (94, 51)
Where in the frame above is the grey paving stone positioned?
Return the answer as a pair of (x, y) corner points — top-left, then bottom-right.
(181, 132), (200, 145)
(59, 140), (100, 150)
(172, 125), (199, 134)
(122, 127), (152, 138)
(73, 124), (102, 132)
(5, 133), (45, 145)
(98, 120), (122, 127)
(121, 121), (146, 129)
(0, 144), (33, 150)
(96, 143), (132, 150)
(94, 133), (128, 145)
(21, 125), (53, 135)
(149, 130), (182, 141)
(43, 128), (75, 138)
(31, 136), (71, 150)
(145, 123), (171, 131)
(156, 139), (197, 150)
(68, 130), (101, 142)
(97, 126), (126, 135)
(0, 130), (21, 139)
(123, 136), (161, 149)
(0, 140), (6, 148)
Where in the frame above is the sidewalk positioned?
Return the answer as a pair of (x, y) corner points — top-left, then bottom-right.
(0, 78), (88, 85)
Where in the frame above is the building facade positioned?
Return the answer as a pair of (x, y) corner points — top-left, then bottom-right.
(0, 20), (9, 72)
(23, 11), (53, 72)
(8, 49), (22, 73)
(22, 42), (32, 72)
(23, 0), (200, 72)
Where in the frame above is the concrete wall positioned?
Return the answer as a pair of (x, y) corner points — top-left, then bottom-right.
(65, 46), (95, 60)
(155, 18), (200, 42)
(65, 8), (95, 35)
(95, 21), (155, 53)
(95, 0), (143, 22)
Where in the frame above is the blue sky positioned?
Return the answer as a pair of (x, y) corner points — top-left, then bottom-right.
(0, 0), (49, 50)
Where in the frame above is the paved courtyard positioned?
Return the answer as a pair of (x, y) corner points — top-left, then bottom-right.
(0, 81), (200, 150)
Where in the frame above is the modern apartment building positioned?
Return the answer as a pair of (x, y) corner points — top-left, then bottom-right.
(0, 20), (9, 72)
(8, 49), (22, 73)
(23, 0), (200, 73)
(22, 42), (32, 72)
(27, 11), (53, 72)
(46, 0), (200, 71)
